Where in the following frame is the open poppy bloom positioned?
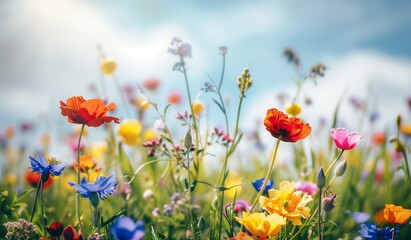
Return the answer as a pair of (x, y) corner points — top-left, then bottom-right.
(60, 96), (120, 127)
(264, 108), (311, 142)
(235, 212), (285, 237)
(383, 204), (411, 224)
(25, 170), (54, 189)
(330, 128), (363, 150)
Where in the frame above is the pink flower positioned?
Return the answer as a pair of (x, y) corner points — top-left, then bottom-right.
(295, 181), (318, 195)
(330, 128), (363, 150)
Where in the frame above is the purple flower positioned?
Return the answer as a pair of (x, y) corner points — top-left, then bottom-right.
(29, 154), (65, 181)
(295, 181), (318, 195)
(68, 173), (117, 205)
(251, 178), (274, 194)
(168, 37), (192, 58)
(352, 211), (370, 224)
(359, 222), (398, 240)
(223, 200), (250, 218)
(110, 216), (145, 240)
(330, 128), (363, 150)
(323, 193), (337, 212)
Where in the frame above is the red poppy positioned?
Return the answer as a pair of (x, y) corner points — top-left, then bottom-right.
(25, 170), (54, 189)
(167, 92), (182, 105)
(63, 225), (83, 240)
(60, 96), (120, 127)
(264, 108), (311, 142)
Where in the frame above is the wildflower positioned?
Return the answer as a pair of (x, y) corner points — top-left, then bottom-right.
(330, 128), (363, 150)
(153, 119), (166, 131)
(143, 78), (160, 91)
(259, 181), (313, 225)
(100, 58), (117, 75)
(4, 172), (17, 186)
(252, 178), (274, 194)
(219, 46), (228, 55)
(371, 132), (385, 146)
(29, 154), (65, 182)
(47, 221), (64, 237)
(168, 91), (182, 104)
(168, 37), (192, 58)
(295, 181), (318, 195)
(87, 233), (105, 240)
(3, 219), (37, 239)
(359, 222), (398, 240)
(134, 96), (150, 111)
(62, 225), (83, 240)
(283, 48), (300, 67)
(192, 100), (204, 117)
(90, 141), (108, 160)
(110, 216), (145, 240)
(237, 68), (253, 97)
(352, 212), (370, 224)
(316, 168), (325, 188)
(73, 155), (97, 173)
(4, 126), (15, 139)
(383, 204), (411, 224)
(285, 103), (302, 116)
(143, 128), (157, 142)
(224, 200), (251, 218)
(117, 120), (143, 146)
(25, 170), (54, 189)
(228, 232), (258, 240)
(264, 108), (311, 142)
(143, 189), (154, 200)
(201, 82), (215, 93)
(235, 212), (285, 237)
(369, 111), (380, 122)
(309, 63), (326, 78)
(323, 193), (337, 212)
(60, 96), (120, 127)
(400, 123), (411, 136)
(68, 173), (117, 207)
(350, 96), (365, 110)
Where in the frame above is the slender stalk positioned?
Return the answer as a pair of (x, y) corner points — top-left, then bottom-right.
(400, 148), (411, 186)
(30, 178), (42, 222)
(40, 180), (44, 228)
(94, 207), (101, 233)
(76, 124), (85, 231)
(318, 187), (323, 240)
(250, 137), (281, 212)
(186, 147), (196, 237)
(392, 224), (396, 240)
(324, 150), (344, 176)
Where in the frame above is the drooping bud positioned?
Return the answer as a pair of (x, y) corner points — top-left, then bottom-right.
(316, 168), (325, 188)
(323, 193), (337, 212)
(334, 160), (347, 177)
(237, 68), (253, 97)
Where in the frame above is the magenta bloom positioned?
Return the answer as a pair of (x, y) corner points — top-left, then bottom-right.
(295, 181), (318, 195)
(330, 128), (363, 150)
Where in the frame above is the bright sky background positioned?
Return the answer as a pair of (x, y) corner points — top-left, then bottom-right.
(1, 0), (411, 162)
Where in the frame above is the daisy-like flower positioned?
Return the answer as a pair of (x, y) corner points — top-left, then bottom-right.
(29, 154), (65, 181)
(68, 173), (117, 207)
(60, 96), (120, 127)
(235, 212), (285, 237)
(330, 128), (363, 150)
(264, 108), (311, 142)
(259, 181), (313, 225)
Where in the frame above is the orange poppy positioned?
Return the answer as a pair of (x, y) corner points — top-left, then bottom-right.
(60, 96), (120, 127)
(25, 170), (54, 189)
(73, 155), (98, 173)
(383, 204), (411, 224)
(264, 108), (311, 142)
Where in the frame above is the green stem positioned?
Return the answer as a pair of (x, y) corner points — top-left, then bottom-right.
(318, 188), (323, 240)
(94, 207), (101, 233)
(30, 179), (42, 222)
(250, 137), (281, 212)
(76, 124), (85, 231)
(40, 180), (44, 229)
(186, 146), (196, 237)
(392, 224), (396, 240)
(400, 148), (411, 186)
(324, 149), (345, 177)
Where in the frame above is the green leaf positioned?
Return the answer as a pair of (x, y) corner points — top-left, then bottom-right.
(211, 98), (225, 113)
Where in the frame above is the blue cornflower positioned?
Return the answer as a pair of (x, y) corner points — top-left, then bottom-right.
(110, 216), (145, 240)
(251, 178), (274, 194)
(359, 222), (399, 240)
(29, 154), (65, 181)
(68, 173), (117, 207)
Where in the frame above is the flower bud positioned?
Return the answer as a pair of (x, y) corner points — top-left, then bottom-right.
(323, 193), (337, 212)
(184, 130), (192, 149)
(394, 141), (405, 153)
(237, 68), (253, 96)
(316, 168), (325, 188)
(334, 160), (347, 177)
(143, 189), (154, 200)
(396, 115), (402, 128)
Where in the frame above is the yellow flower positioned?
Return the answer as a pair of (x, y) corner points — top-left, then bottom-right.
(259, 181), (312, 225)
(90, 141), (108, 160)
(5, 172), (17, 185)
(192, 100), (204, 117)
(384, 204), (411, 224)
(235, 212), (285, 237)
(285, 103), (302, 116)
(117, 120), (143, 146)
(143, 128), (157, 142)
(100, 58), (117, 75)
(400, 123), (411, 136)
(135, 96), (150, 111)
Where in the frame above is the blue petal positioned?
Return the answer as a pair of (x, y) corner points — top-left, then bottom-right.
(251, 178), (274, 193)
(50, 162), (66, 176)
